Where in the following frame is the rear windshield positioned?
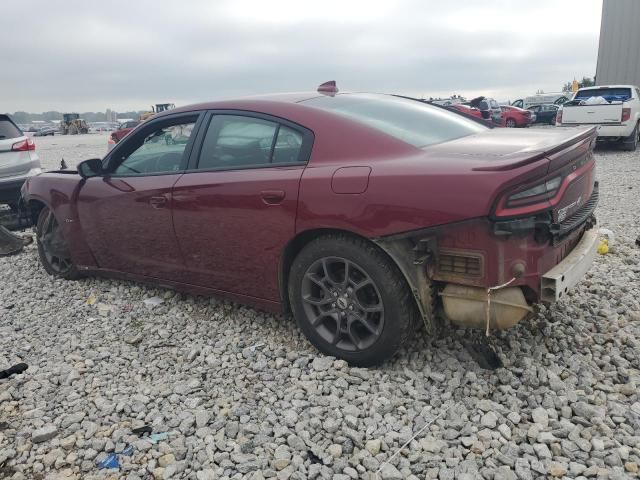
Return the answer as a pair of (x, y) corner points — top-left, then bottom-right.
(302, 94), (486, 148)
(575, 88), (632, 102)
(0, 116), (22, 140)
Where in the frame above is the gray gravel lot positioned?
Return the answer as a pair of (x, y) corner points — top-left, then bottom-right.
(32, 133), (110, 171)
(1, 132), (639, 480)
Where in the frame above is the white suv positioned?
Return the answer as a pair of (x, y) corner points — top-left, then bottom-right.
(0, 115), (41, 208)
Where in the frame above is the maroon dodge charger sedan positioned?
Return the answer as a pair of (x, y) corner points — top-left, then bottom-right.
(21, 89), (599, 366)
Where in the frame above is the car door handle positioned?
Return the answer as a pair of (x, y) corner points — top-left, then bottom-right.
(149, 196), (167, 208)
(260, 190), (286, 205)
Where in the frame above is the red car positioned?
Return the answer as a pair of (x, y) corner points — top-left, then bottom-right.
(501, 105), (533, 128)
(21, 91), (599, 366)
(107, 121), (141, 151)
(448, 104), (484, 119)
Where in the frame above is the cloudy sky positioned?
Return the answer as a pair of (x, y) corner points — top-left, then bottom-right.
(2, 0), (603, 113)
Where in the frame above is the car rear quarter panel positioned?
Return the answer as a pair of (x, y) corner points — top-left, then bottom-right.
(296, 151), (549, 239)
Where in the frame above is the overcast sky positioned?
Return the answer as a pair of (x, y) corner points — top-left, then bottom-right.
(2, 0), (602, 113)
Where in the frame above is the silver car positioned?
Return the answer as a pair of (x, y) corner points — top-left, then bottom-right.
(0, 115), (41, 208)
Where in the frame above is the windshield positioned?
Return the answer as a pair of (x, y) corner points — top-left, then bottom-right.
(302, 94), (486, 148)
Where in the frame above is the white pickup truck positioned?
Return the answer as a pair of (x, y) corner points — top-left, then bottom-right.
(557, 85), (640, 151)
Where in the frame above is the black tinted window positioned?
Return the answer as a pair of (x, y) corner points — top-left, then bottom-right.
(303, 94), (486, 148)
(575, 88), (631, 100)
(0, 117), (22, 139)
(198, 116), (303, 170)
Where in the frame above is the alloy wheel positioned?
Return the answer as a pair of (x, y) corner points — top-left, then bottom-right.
(300, 257), (384, 352)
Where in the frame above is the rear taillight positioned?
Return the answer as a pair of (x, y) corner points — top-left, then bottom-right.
(506, 177), (562, 208)
(12, 138), (35, 151)
(622, 107), (631, 122)
(556, 109), (563, 124)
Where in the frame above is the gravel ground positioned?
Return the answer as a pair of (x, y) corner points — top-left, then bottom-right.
(1, 134), (639, 480)
(30, 133), (110, 171)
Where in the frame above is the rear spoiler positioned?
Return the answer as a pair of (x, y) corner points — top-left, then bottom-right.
(473, 127), (597, 172)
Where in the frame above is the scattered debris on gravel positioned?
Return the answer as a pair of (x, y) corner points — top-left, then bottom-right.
(1, 136), (639, 479)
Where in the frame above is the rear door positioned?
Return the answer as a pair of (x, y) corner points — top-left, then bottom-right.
(172, 111), (313, 301)
(77, 112), (202, 279)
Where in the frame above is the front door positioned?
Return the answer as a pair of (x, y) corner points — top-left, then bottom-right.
(172, 112), (313, 301)
(77, 113), (201, 279)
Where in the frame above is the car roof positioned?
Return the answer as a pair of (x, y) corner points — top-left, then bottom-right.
(168, 92), (325, 114)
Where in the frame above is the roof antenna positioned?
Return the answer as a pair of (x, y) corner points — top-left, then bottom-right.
(317, 80), (339, 96)
(60, 158), (68, 170)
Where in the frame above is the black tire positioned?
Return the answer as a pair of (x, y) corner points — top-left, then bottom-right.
(621, 123), (639, 151)
(36, 207), (80, 280)
(288, 234), (417, 366)
(549, 115), (556, 125)
(505, 118), (516, 128)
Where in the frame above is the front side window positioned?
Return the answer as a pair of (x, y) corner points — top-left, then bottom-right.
(197, 115), (303, 170)
(112, 119), (196, 176)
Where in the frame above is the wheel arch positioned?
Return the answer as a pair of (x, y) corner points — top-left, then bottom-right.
(279, 227), (429, 328)
(25, 198), (48, 226)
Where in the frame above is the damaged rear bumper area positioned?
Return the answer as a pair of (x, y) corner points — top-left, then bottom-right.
(540, 223), (599, 302)
(374, 188), (599, 334)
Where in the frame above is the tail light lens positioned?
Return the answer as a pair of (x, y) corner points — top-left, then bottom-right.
(506, 177), (562, 207)
(556, 109), (563, 124)
(12, 138), (35, 151)
(622, 107), (631, 122)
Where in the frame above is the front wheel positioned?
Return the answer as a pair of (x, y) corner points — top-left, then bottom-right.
(505, 118), (516, 128)
(36, 207), (80, 279)
(288, 234), (417, 366)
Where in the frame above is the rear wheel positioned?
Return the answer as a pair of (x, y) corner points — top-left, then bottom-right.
(621, 123), (639, 151)
(505, 118), (517, 128)
(36, 207), (80, 279)
(289, 234), (417, 366)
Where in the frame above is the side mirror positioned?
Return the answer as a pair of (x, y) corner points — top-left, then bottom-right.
(77, 158), (103, 179)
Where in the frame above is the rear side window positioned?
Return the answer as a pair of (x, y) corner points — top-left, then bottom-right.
(0, 116), (22, 140)
(197, 115), (303, 170)
(303, 94), (486, 148)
